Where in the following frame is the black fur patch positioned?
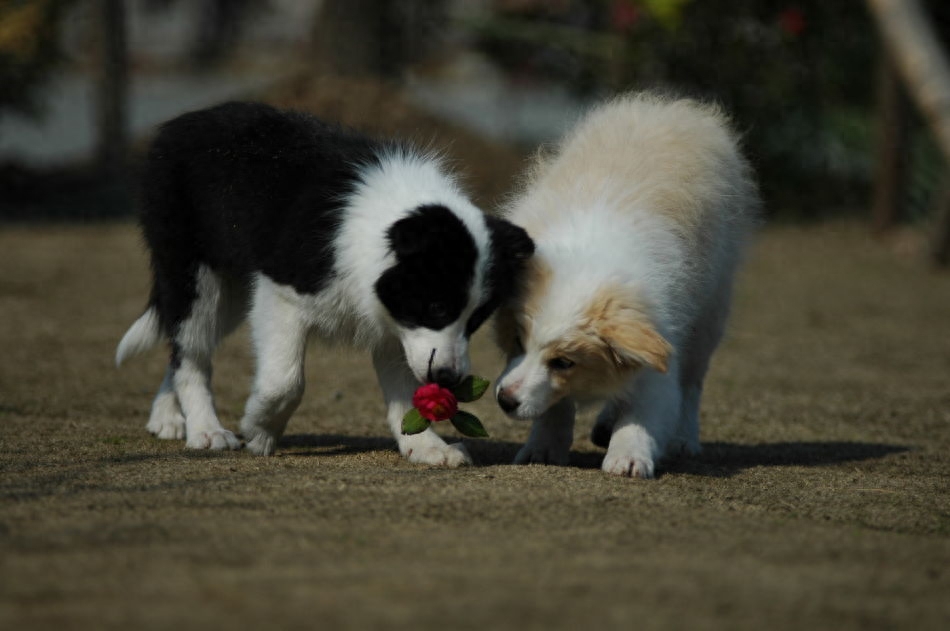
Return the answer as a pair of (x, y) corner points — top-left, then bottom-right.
(465, 216), (535, 336)
(140, 101), (383, 335)
(374, 205), (478, 330)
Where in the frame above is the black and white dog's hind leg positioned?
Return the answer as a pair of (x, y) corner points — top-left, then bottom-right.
(117, 264), (246, 450)
(117, 306), (186, 440)
(168, 265), (245, 450)
(146, 366), (185, 440)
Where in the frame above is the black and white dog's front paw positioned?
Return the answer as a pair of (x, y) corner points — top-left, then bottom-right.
(400, 431), (472, 467)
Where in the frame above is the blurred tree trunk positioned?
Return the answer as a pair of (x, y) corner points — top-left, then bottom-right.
(93, 0), (128, 183)
(866, 0), (950, 265)
(871, 56), (910, 234)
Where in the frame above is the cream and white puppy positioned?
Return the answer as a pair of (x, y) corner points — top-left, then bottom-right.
(494, 92), (759, 478)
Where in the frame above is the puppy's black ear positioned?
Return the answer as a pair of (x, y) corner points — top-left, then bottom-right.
(462, 216), (535, 337)
(486, 216), (535, 262)
(486, 216), (534, 308)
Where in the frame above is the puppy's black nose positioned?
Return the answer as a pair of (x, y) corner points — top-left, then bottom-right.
(433, 368), (461, 388)
(497, 390), (519, 413)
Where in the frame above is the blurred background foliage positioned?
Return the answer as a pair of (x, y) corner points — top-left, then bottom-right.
(470, 0), (882, 218)
(0, 0), (948, 227)
(0, 0), (71, 115)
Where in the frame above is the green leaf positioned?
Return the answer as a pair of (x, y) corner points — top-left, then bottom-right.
(451, 375), (491, 403)
(401, 408), (430, 435)
(450, 410), (489, 438)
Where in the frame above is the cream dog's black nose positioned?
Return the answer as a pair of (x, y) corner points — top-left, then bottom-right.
(497, 389), (519, 413)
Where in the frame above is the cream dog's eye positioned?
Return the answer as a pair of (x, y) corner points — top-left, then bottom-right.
(548, 356), (575, 370)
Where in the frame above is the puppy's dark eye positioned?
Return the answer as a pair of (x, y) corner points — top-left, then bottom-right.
(548, 356), (575, 371)
(514, 335), (524, 353)
(428, 302), (447, 318)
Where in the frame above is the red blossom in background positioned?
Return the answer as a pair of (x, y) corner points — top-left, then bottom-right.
(411, 383), (458, 422)
(611, 0), (642, 33)
(778, 6), (806, 37)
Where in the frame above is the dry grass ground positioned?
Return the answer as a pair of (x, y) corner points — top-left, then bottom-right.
(1, 220), (949, 630)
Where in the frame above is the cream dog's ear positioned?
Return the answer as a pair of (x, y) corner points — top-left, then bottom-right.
(599, 318), (672, 374)
(584, 287), (672, 374)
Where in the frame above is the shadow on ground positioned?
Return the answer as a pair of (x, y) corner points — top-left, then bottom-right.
(278, 434), (909, 477)
(666, 441), (910, 478)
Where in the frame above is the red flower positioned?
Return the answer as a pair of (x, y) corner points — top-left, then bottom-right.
(412, 383), (458, 422)
(778, 7), (806, 37)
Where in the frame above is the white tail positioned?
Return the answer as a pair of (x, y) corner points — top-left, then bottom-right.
(115, 307), (163, 367)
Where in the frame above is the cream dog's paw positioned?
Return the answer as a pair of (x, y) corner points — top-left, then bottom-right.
(602, 451), (655, 478)
(603, 425), (658, 478)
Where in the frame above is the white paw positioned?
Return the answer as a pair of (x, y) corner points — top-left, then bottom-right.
(602, 452), (655, 478)
(185, 429), (242, 451)
(146, 412), (185, 440)
(244, 429), (277, 456)
(401, 432), (472, 467)
(603, 425), (659, 478)
(146, 392), (186, 440)
(514, 441), (569, 466)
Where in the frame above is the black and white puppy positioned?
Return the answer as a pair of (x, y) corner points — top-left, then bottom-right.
(116, 102), (533, 466)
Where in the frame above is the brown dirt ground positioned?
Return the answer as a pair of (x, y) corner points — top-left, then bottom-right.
(2, 219), (949, 630)
(2, 76), (950, 628)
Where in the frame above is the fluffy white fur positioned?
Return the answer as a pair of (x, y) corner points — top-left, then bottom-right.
(494, 92), (759, 478)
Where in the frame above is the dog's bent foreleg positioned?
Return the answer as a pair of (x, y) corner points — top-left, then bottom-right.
(372, 341), (472, 467)
(240, 277), (309, 456)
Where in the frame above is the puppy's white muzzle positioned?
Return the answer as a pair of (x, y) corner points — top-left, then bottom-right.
(399, 324), (469, 386)
(495, 353), (557, 420)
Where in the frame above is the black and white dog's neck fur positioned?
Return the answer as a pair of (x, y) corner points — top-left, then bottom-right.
(117, 101), (533, 465)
